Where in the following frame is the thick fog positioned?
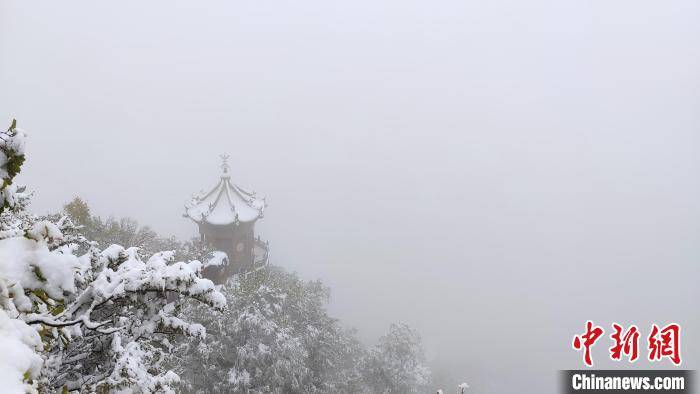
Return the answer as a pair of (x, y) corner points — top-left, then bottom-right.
(1, 1), (699, 392)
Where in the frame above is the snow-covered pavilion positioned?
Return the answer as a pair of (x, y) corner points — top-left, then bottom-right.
(185, 155), (269, 282)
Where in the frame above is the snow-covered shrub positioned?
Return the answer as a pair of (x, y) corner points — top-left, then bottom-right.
(0, 120), (225, 393)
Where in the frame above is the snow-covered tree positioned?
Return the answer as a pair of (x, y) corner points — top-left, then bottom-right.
(0, 119), (42, 393)
(173, 266), (432, 394)
(0, 120), (225, 393)
(361, 323), (432, 394)
(173, 266), (368, 393)
(40, 241), (226, 392)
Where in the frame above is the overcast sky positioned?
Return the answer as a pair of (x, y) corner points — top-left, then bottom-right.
(1, 1), (699, 392)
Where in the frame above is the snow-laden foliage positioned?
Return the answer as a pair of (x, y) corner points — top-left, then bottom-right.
(362, 323), (432, 393)
(0, 119), (28, 214)
(0, 120), (42, 393)
(173, 267), (431, 393)
(0, 121), (224, 393)
(42, 243), (225, 392)
(173, 267), (369, 393)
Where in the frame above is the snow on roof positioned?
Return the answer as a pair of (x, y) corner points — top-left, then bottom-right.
(185, 156), (265, 226)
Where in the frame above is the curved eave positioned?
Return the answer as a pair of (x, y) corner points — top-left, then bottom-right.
(186, 213), (261, 226)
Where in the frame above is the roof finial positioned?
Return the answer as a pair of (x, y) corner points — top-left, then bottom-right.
(220, 154), (230, 177)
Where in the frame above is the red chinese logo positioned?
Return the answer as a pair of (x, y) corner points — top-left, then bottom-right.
(572, 321), (604, 367)
(648, 323), (681, 366)
(572, 322), (681, 366)
(609, 323), (640, 362)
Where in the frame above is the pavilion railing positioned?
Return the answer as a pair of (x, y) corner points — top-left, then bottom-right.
(251, 235), (270, 272)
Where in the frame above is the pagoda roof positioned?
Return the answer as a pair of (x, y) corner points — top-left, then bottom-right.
(185, 156), (265, 226)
